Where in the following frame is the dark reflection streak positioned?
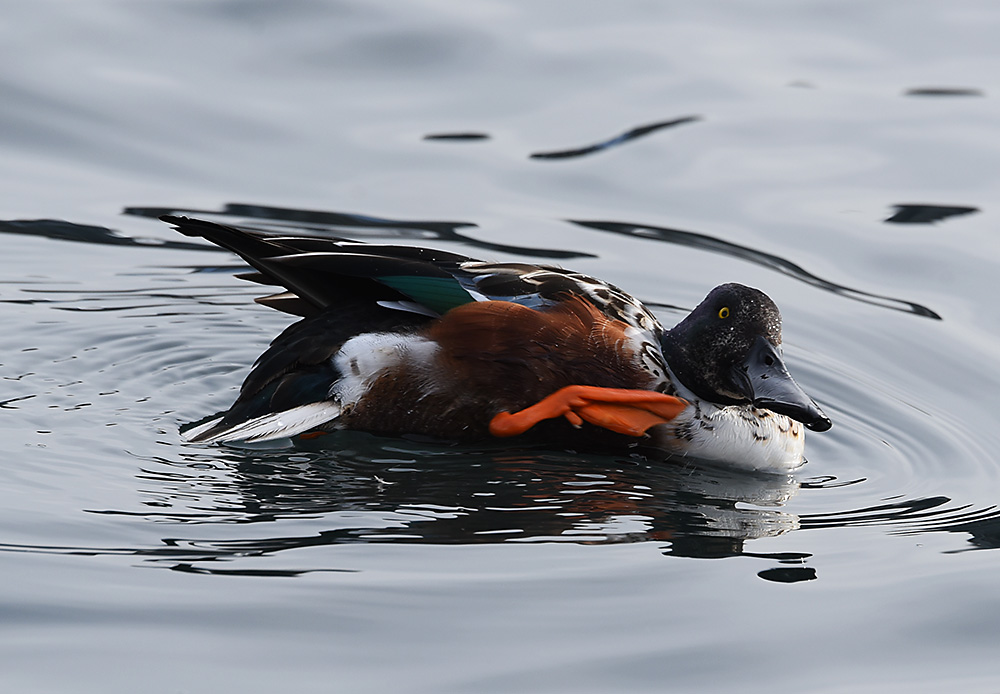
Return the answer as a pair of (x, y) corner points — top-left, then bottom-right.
(799, 495), (951, 528)
(570, 219), (942, 320)
(0, 538), (350, 577)
(0, 210), (596, 262)
(531, 116), (701, 160)
(757, 567), (816, 583)
(125, 203), (472, 235)
(894, 504), (1000, 527)
(0, 541), (230, 558)
(0, 395), (35, 409)
(941, 515), (1000, 552)
(799, 496), (999, 530)
(799, 475), (867, 489)
(15, 286), (245, 296)
(743, 551), (812, 562)
(905, 87), (984, 97)
(1, 300), (246, 312)
(885, 204), (979, 225)
(800, 497), (1000, 552)
(423, 132), (490, 141)
(54, 305), (208, 313)
(170, 564), (353, 577)
(123, 203), (595, 260)
(0, 219), (211, 251)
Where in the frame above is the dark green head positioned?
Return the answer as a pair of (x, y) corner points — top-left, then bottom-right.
(660, 283), (831, 432)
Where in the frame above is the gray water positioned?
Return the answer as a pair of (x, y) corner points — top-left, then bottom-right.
(3, 1), (1000, 692)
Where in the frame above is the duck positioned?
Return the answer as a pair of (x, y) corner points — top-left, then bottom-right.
(163, 215), (831, 472)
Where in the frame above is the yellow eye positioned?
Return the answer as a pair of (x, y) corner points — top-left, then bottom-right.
(718, 307), (730, 319)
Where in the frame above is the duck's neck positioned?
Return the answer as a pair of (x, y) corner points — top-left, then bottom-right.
(659, 332), (743, 407)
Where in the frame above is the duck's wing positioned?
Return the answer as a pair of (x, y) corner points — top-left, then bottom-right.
(162, 216), (664, 335)
(162, 215), (477, 318)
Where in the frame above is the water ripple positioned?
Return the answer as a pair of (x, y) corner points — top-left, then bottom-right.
(884, 204), (979, 225)
(423, 132), (490, 141)
(529, 115), (701, 160)
(123, 203), (596, 260)
(571, 219), (942, 319)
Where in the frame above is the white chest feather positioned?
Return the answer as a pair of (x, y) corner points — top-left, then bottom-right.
(651, 368), (807, 473)
(652, 402), (806, 473)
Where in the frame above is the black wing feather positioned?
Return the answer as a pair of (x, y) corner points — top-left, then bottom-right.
(162, 215), (482, 316)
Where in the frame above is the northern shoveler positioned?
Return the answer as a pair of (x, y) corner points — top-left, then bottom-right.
(165, 216), (831, 472)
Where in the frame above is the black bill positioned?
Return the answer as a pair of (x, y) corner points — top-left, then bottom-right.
(732, 336), (833, 432)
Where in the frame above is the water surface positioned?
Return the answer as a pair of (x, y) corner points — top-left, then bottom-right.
(3, 1), (1000, 692)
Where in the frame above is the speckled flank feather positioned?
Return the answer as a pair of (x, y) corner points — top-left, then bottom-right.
(455, 263), (670, 388)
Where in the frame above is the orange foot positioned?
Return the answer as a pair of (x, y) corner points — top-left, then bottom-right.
(298, 431), (329, 440)
(489, 385), (688, 438)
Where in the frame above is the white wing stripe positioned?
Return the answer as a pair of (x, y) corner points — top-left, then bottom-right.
(183, 402), (341, 444)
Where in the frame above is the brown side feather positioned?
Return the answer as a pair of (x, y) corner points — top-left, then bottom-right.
(342, 297), (656, 439)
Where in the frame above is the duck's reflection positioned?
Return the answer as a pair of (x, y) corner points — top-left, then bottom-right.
(6, 429), (998, 581)
(117, 434), (1000, 581)
(119, 432), (810, 579)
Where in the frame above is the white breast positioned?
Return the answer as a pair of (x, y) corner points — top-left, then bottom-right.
(653, 375), (807, 473)
(654, 403), (806, 473)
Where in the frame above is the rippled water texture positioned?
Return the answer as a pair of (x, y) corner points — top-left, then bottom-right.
(3, 2), (1000, 692)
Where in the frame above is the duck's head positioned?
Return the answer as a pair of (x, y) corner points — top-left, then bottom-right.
(660, 283), (832, 432)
